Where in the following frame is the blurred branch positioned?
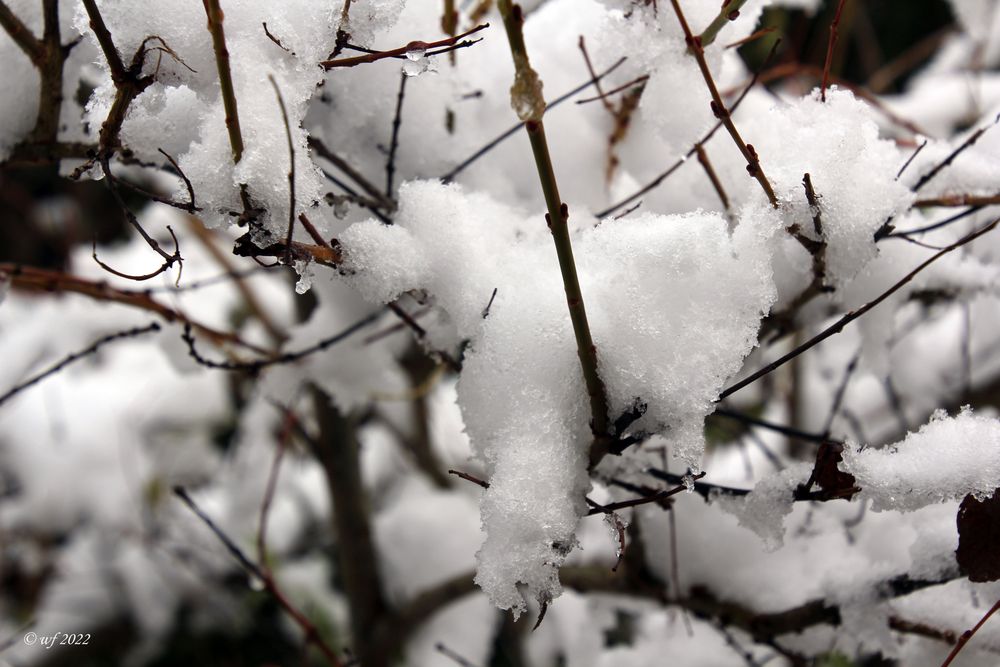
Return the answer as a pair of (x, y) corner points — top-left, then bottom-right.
(0, 262), (267, 354)
(0, 323), (160, 408)
(173, 486), (344, 666)
(310, 389), (389, 667)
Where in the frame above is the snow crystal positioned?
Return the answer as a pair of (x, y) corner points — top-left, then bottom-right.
(842, 408), (1000, 512)
(340, 180), (778, 614)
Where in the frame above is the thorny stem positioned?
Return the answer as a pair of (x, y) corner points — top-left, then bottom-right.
(720, 215), (1000, 400)
(202, 0), (244, 164)
(496, 0), (612, 464)
(696, 0), (750, 48)
(669, 0), (778, 208)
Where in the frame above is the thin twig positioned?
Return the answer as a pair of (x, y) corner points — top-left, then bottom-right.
(385, 71), (407, 197)
(720, 215), (1000, 399)
(268, 75), (296, 263)
(821, 0), (849, 102)
(584, 474), (703, 515)
(174, 487), (344, 666)
(575, 74), (649, 105)
(181, 309), (384, 372)
(939, 596), (1000, 667)
(911, 113), (1000, 193)
(441, 56), (627, 182)
(695, 144), (729, 211)
(0, 1), (42, 64)
(2, 263), (266, 353)
(320, 23), (487, 69)
(669, 0), (777, 207)
(309, 136), (396, 212)
(0, 323), (160, 408)
(257, 406), (294, 568)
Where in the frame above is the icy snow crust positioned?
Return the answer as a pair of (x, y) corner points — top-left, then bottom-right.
(341, 181), (779, 614)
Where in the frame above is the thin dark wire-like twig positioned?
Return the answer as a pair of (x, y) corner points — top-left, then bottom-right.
(385, 71), (407, 197)
(720, 215), (1000, 400)
(441, 56), (628, 183)
(173, 487), (344, 666)
(269, 75), (296, 263)
(911, 113), (1000, 193)
(181, 308), (385, 372)
(0, 323), (161, 408)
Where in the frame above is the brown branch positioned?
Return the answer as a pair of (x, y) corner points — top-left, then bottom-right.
(1, 263), (266, 354)
(597, 38), (780, 219)
(914, 192), (1000, 208)
(940, 596), (1000, 667)
(821, 0), (849, 102)
(720, 214), (1000, 400)
(669, 0), (778, 208)
(695, 144), (729, 211)
(81, 0), (125, 83)
(310, 390), (389, 667)
(309, 136), (397, 212)
(320, 23), (488, 69)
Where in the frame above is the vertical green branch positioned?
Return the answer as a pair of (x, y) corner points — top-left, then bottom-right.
(202, 0), (244, 164)
(496, 0), (612, 463)
(696, 0), (750, 48)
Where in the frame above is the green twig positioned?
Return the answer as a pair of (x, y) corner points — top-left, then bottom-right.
(696, 0), (750, 48)
(496, 0), (611, 464)
(202, 0), (244, 163)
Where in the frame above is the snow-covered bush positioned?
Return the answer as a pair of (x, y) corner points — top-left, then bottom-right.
(2, 0), (1000, 665)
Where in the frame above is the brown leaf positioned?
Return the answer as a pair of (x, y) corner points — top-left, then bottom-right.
(956, 490), (1000, 582)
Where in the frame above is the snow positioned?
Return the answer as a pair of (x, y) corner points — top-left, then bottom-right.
(843, 407), (1000, 512)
